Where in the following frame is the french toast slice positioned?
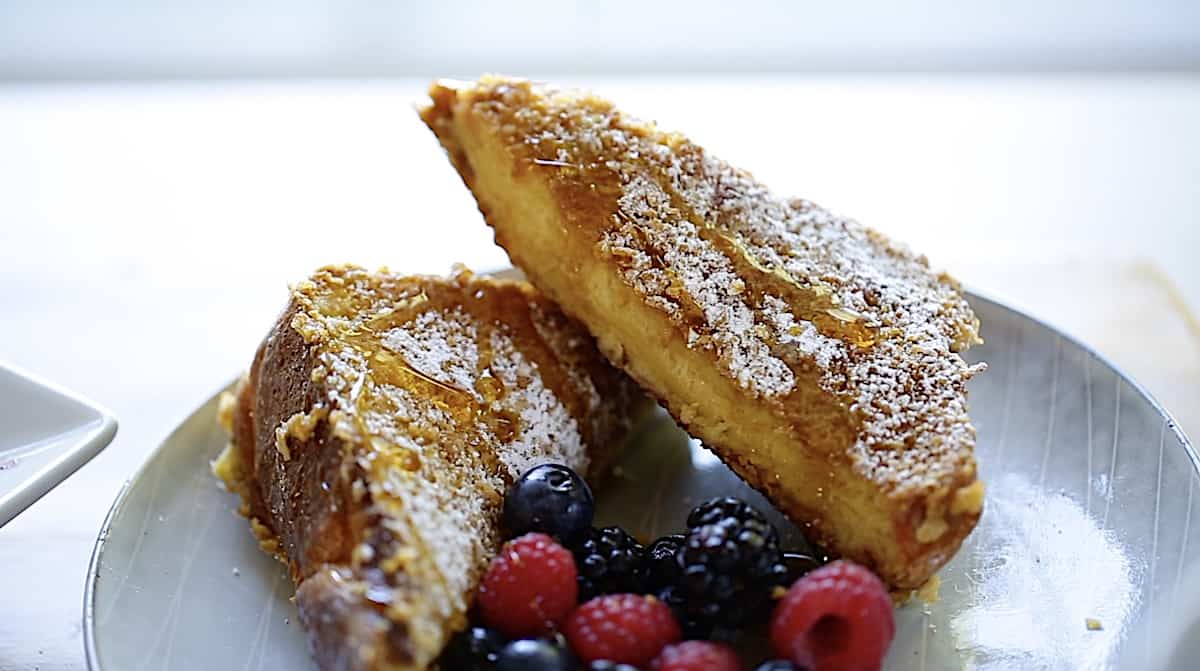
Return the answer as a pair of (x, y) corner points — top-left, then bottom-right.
(421, 76), (986, 590)
(215, 265), (646, 671)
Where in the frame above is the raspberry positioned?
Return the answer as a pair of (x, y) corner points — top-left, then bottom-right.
(478, 532), (579, 638)
(769, 560), (894, 671)
(564, 593), (681, 666)
(650, 641), (743, 671)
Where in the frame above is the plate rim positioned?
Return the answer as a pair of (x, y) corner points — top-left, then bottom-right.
(965, 289), (1195, 461)
(0, 360), (118, 528)
(82, 383), (226, 671)
(80, 291), (1196, 670)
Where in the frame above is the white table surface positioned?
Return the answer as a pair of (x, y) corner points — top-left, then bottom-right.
(1, 74), (1197, 671)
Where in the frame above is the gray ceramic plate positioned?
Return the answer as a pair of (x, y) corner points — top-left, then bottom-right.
(0, 362), (117, 528)
(85, 295), (1198, 671)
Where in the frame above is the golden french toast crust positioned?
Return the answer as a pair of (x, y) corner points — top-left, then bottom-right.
(251, 304), (357, 578)
(488, 199), (977, 589)
(231, 302), (419, 668)
(220, 266), (647, 670)
(424, 77), (984, 489)
(422, 77), (986, 590)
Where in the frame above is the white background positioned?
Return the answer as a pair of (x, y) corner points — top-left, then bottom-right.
(1, 4), (1198, 670)
(2, 1), (1199, 79)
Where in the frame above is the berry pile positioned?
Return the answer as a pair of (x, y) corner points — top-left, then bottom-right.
(437, 463), (895, 671)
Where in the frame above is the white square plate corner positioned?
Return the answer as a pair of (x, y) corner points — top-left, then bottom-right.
(0, 362), (117, 528)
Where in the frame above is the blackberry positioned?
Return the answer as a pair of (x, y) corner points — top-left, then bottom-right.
(644, 534), (685, 591)
(571, 526), (647, 601)
(665, 497), (789, 638)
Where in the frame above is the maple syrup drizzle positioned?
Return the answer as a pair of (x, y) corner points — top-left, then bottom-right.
(316, 274), (599, 479)
(532, 158), (576, 168)
(697, 226), (878, 349)
(323, 283), (486, 478)
(649, 154), (879, 350)
(511, 92), (880, 352)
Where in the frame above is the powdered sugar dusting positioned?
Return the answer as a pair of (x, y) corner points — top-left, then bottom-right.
(288, 265), (612, 635)
(604, 173), (796, 397)
(461, 78), (986, 495)
(226, 264), (643, 667)
(382, 309), (482, 399)
(487, 327), (588, 477)
(365, 382), (498, 618)
(527, 302), (602, 419)
(764, 296), (840, 369)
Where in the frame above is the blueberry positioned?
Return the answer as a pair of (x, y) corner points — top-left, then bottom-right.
(439, 626), (506, 670)
(781, 552), (823, 584)
(588, 661), (641, 671)
(755, 661), (804, 671)
(495, 638), (578, 671)
(504, 464), (594, 542)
